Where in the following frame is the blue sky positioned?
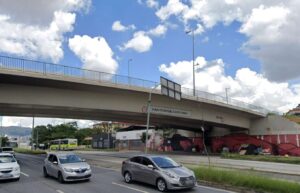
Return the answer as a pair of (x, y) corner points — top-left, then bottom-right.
(61, 1), (261, 82)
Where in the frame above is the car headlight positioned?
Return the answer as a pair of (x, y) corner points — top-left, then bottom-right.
(191, 171), (195, 178)
(14, 167), (20, 171)
(163, 171), (179, 179)
(64, 168), (74, 172)
(86, 166), (91, 171)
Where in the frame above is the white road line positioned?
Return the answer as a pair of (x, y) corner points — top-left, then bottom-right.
(56, 190), (64, 193)
(196, 184), (236, 193)
(21, 172), (29, 177)
(112, 182), (149, 193)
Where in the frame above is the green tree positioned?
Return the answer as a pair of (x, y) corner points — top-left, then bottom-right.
(32, 125), (51, 145)
(31, 122), (95, 147)
(0, 136), (9, 147)
(75, 128), (93, 145)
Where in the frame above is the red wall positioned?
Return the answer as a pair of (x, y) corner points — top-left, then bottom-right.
(211, 133), (300, 156)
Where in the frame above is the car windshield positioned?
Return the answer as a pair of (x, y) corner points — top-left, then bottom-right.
(2, 148), (13, 151)
(151, 157), (180, 168)
(0, 155), (16, 163)
(58, 154), (83, 164)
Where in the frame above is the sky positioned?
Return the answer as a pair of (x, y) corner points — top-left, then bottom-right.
(1, 0), (300, 128)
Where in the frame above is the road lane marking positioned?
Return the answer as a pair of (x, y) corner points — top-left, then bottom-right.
(56, 190), (64, 193)
(21, 172), (29, 177)
(112, 182), (149, 193)
(196, 184), (236, 193)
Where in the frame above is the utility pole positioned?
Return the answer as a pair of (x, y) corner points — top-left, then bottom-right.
(145, 84), (161, 154)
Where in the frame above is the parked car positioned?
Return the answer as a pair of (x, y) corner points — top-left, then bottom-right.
(121, 155), (196, 192)
(0, 153), (20, 181)
(43, 152), (92, 183)
(0, 147), (15, 157)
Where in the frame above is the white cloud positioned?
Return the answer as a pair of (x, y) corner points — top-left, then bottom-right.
(159, 56), (300, 113)
(156, 0), (188, 21)
(137, 0), (159, 9)
(69, 35), (118, 74)
(146, 0), (159, 9)
(202, 36), (209, 43)
(147, 24), (168, 37)
(194, 23), (204, 35)
(119, 24), (167, 53)
(112, 20), (136, 32)
(1, 116), (95, 129)
(154, 0), (300, 81)
(0, 0), (91, 62)
(120, 31), (153, 53)
(239, 4), (300, 81)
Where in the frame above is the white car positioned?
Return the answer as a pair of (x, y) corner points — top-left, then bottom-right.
(0, 153), (20, 181)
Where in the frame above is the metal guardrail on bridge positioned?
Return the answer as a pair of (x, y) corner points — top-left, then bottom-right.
(0, 55), (268, 115)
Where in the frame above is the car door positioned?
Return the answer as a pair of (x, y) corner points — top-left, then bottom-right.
(128, 156), (143, 181)
(139, 157), (158, 185)
(50, 155), (60, 178)
(45, 154), (54, 176)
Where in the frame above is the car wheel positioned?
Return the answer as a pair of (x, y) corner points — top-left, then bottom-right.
(58, 172), (65, 183)
(157, 178), (167, 192)
(43, 167), (49, 178)
(14, 177), (20, 181)
(124, 172), (132, 183)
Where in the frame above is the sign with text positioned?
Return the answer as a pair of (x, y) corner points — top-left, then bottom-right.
(143, 106), (191, 117)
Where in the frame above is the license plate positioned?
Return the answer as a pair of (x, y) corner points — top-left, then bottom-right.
(183, 180), (194, 185)
(0, 174), (13, 178)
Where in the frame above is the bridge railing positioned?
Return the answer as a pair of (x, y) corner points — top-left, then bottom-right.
(0, 55), (268, 115)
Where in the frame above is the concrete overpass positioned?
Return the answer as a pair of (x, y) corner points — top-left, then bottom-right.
(0, 56), (268, 131)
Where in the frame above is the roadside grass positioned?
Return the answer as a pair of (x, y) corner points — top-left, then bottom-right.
(14, 148), (46, 155)
(221, 153), (300, 164)
(193, 166), (300, 193)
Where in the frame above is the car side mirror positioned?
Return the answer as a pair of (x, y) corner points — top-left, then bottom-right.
(82, 159), (86, 162)
(148, 164), (154, 169)
(53, 161), (58, 165)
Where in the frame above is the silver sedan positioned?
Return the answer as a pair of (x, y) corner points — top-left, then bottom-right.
(43, 152), (92, 183)
(121, 155), (196, 192)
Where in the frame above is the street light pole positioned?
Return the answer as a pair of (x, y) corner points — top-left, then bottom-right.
(0, 116), (3, 148)
(128, 58), (132, 85)
(145, 84), (160, 154)
(192, 30), (195, 97)
(186, 30), (196, 96)
(225, 88), (230, 104)
(32, 116), (35, 150)
(201, 126), (211, 167)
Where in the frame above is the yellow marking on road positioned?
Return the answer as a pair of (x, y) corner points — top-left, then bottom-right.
(112, 182), (149, 193)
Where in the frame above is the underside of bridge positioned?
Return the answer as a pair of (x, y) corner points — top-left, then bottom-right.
(0, 103), (248, 132)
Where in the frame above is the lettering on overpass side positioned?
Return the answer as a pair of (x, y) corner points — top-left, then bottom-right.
(142, 106), (191, 117)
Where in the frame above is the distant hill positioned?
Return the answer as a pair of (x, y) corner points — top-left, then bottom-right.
(0, 126), (32, 136)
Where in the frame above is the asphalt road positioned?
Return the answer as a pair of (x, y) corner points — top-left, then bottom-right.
(76, 150), (300, 179)
(0, 153), (235, 193)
